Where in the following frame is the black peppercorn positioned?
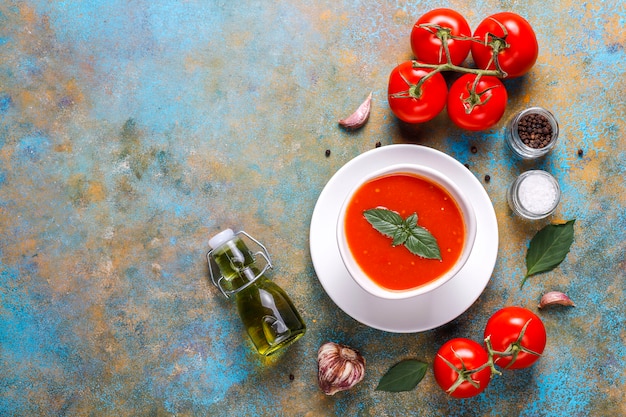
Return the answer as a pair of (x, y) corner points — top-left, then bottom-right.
(577, 148), (584, 157)
(517, 113), (553, 149)
(325, 149), (331, 157)
(375, 141), (381, 148)
(484, 174), (491, 182)
(507, 107), (559, 159)
(471, 146), (478, 154)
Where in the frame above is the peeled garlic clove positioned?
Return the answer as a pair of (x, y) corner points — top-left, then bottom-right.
(538, 291), (576, 309)
(317, 341), (366, 395)
(338, 92), (372, 130)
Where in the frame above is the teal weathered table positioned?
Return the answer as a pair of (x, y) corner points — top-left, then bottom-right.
(1, 1), (624, 415)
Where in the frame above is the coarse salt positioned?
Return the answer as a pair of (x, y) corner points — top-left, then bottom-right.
(518, 174), (557, 214)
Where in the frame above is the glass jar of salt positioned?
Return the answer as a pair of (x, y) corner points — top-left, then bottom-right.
(508, 170), (561, 220)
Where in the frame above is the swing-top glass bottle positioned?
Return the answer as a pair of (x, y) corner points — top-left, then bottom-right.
(207, 229), (306, 356)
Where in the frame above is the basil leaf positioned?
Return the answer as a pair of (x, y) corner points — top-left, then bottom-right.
(404, 213), (418, 227)
(364, 208), (404, 238)
(404, 226), (442, 260)
(402, 212), (441, 259)
(376, 359), (428, 392)
(392, 228), (410, 246)
(363, 208), (441, 260)
(522, 220), (576, 288)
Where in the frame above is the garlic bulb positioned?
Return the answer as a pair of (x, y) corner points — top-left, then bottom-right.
(317, 342), (366, 395)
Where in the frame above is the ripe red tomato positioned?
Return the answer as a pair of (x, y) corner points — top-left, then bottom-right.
(433, 338), (492, 398)
(471, 12), (538, 78)
(387, 61), (447, 124)
(447, 74), (508, 131)
(410, 8), (472, 66)
(484, 306), (547, 369)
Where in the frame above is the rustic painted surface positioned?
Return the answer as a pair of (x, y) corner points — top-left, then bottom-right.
(0, 0), (624, 416)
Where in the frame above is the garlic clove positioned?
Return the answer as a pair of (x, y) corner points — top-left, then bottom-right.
(317, 341), (366, 395)
(338, 92), (372, 130)
(538, 291), (576, 309)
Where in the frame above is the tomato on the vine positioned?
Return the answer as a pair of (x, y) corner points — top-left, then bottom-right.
(447, 74), (508, 131)
(410, 8), (472, 66)
(471, 12), (538, 78)
(433, 338), (492, 398)
(484, 306), (547, 369)
(387, 61), (447, 124)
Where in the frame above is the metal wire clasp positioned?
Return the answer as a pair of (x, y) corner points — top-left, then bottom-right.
(206, 230), (273, 298)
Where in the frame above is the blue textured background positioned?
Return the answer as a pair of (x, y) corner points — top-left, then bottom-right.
(0, 1), (624, 416)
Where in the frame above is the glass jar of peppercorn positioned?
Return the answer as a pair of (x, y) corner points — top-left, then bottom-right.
(506, 107), (559, 159)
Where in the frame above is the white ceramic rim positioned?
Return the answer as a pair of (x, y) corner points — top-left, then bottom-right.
(335, 163), (477, 300)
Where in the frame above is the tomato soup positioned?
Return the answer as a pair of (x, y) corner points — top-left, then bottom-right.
(344, 173), (465, 291)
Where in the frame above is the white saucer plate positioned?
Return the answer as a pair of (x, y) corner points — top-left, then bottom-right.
(309, 144), (498, 333)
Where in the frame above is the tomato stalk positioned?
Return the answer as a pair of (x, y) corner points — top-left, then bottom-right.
(477, 16), (511, 78)
(485, 318), (542, 369)
(437, 351), (485, 395)
(441, 318), (541, 395)
(413, 54), (504, 77)
(439, 338), (502, 390)
(411, 22), (510, 93)
(475, 32), (510, 78)
(388, 69), (427, 100)
(411, 59), (504, 103)
(417, 23), (456, 65)
(437, 28), (454, 65)
(482, 336), (504, 377)
(389, 65), (446, 101)
(459, 74), (501, 114)
(396, 20), (510, 103)
(404, 60), (502, 106)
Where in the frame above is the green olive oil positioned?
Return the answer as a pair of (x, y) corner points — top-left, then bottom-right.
(208, 230), (306, 356)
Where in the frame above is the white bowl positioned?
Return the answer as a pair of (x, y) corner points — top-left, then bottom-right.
(336, 163), (477, 300)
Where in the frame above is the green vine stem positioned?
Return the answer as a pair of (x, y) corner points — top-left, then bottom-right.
(393, 23), (511, 100)
(475, 16), (511, 77)
(482, 335), (504, 377)
(444, 318), (542, 395)
(459, 74), (502, 114)
(438, 349), (484, 395)
(484, 318), (543, 370)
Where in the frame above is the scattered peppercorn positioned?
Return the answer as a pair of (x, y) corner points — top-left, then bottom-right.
(289, 374), (295, 381)
(517, 113), (553, 149)
(325, 149), (331, 157)
(471, 146), (478, 154)
(484, 174), (491, 183)
(375, 141), (381, 148)
(464, 163), (470, 169)
(577, 148), (584, 157)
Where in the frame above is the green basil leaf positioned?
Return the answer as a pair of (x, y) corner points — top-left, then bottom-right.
(522, 220), (576, 288)
(404, 212), (418, 227)
(376, 359), (428, 392)
(392, 228), (410, 246)
(363, 208), (441, 260)
(403, 213), (440, 259)
(404, 226), (442, 260)
(363, 208), (404, 238)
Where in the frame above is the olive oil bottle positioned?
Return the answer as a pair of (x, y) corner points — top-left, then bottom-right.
(207, 229), (306, 356)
